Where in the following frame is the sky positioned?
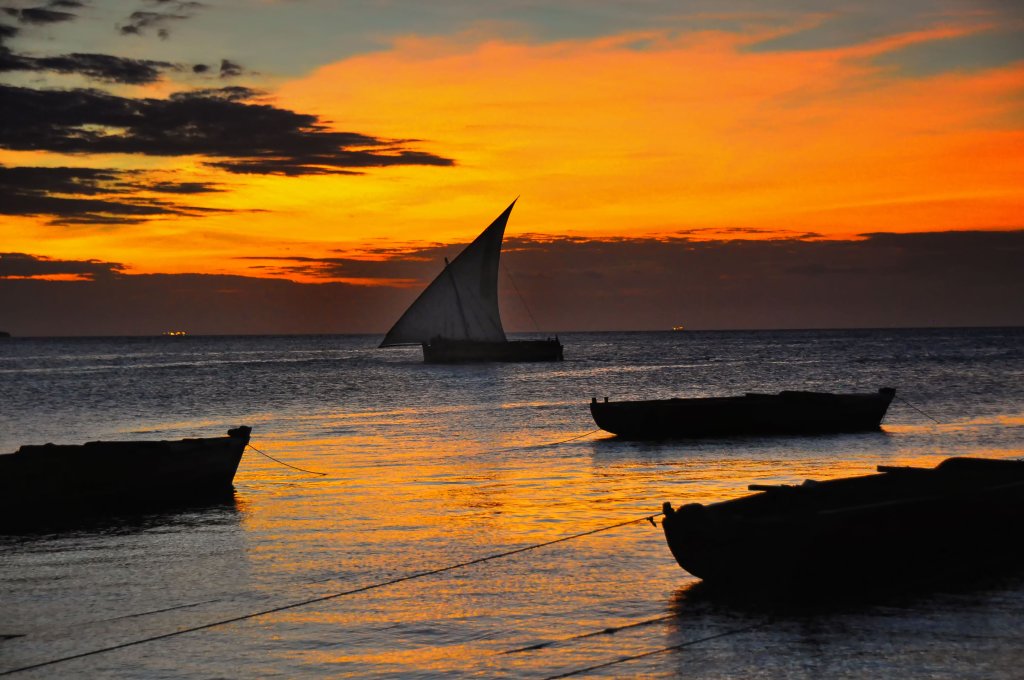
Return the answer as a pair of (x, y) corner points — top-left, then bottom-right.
(1, 0), (1022, 335)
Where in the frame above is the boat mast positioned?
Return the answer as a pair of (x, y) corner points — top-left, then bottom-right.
(444, 256), (472, 339)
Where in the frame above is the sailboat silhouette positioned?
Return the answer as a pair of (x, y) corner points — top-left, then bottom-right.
(380, 200), (563, 363)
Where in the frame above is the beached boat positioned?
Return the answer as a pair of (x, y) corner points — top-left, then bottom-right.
(590, 388), (895, 438)
(661, 456), (1024, 588)
(379, 200), (563, 363)
(0, 426), (251, 522)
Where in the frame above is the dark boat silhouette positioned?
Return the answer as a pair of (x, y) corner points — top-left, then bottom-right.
(590, 388), (895, 439)
(379, 200), (563, 363)
(0, 426), (251, 524)
(661, 456), (1024, 589)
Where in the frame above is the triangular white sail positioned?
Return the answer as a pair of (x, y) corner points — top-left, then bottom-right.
(379, 200), (516, 347)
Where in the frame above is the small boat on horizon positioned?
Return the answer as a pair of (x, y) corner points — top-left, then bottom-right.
(379, 200), (563, 363)
(0, 426), (251, 527)
(660, 456), (1024, 589)
(590, 388), (895, 439)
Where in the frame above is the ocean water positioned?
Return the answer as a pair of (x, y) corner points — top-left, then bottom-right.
(1, 328), (1022, 678)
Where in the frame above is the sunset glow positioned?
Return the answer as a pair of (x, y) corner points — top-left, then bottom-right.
(2, 2), (1022, 333)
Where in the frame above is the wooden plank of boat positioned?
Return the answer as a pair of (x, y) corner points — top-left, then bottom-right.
(0, 426), (251, 526)
(590, 387), (895, 439)
(660, 456), (1024, 590)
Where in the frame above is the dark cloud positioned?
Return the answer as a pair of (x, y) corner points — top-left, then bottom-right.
(0, 6), (209, 86)
(2, 6), (76, 25)
(4, 191), (194, 225)
(179, 85), (253, 101)
(0, 164), (224, 224)
(0, 273), (404, 335)
(240, 243), (467, 281)
(192, 62), (208, 73)
(1, 165), (120, 194)
(0, 50), (178, 84)
(239, 230), (1024, 333)
(203, 152), (446, 177)
(0, 84), (455, 175)
(118, 2), (206, 38)
(153, 0), (204, 8)
(219, 58), (241, 78)
(0, 252), (124, 279)
(2, 230), (1021, 336)
(142, 180), (220, 194)
(119, 10), (185, 38)
(496, 231), (1024, 331)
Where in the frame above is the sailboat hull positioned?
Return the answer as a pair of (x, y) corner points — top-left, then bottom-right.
(422, 338), (563, 363)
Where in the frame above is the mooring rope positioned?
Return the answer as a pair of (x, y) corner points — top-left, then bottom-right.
(0, 512), (662, 676)
(502, 612), (677, 654)
(97, 599), (222, 624)
(246, 443), (327, 476)
(541, 621), (769, 679)
(537, 429), (603, 447)
(502, 263), (542, 333)
(248, 430), (598, 477)
(489, 428), (603, 454)
(895, 395), (942, 425)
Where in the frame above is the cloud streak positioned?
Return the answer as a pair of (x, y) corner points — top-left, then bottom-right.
(0, 164), (224, 224)
(118, 1), (206, 39)
(0, 252), (125, 279)
(0, 85), (454, 176)
(2, 5), (76, 26)
(0, 50), (179, 83)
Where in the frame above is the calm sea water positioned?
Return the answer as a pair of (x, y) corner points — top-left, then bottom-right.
(1, 329), (1023, 678)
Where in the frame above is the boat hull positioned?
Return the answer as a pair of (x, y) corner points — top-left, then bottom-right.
(661, 457), (1024, 589)
(422, 338), (563, 363)
(0, 426), (251, 523)
(590, 388), (894, 439)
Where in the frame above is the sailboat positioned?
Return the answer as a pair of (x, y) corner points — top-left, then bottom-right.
(379, 200), (563, 363)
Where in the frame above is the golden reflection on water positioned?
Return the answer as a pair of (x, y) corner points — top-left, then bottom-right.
(204, 402), (1021, 676)
(7, 402), (1016, 677)
(4, 332), (1022, 677)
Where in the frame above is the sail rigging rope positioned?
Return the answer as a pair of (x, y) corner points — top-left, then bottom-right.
(0, 512), (663, 676)
(503, 263), (542, 333)
(246, 443), (327, 476)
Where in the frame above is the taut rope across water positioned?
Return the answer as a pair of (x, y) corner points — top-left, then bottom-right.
(246, 443), (328, 476)
(0, 511), (663, 676)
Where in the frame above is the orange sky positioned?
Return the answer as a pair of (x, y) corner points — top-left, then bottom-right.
(3, 10), (1023, 282)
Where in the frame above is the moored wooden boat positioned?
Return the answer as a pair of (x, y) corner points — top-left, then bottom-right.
(661, 457), (1024, 588)
(0, 426), (251, 524)
(591, 388), (895, 439)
